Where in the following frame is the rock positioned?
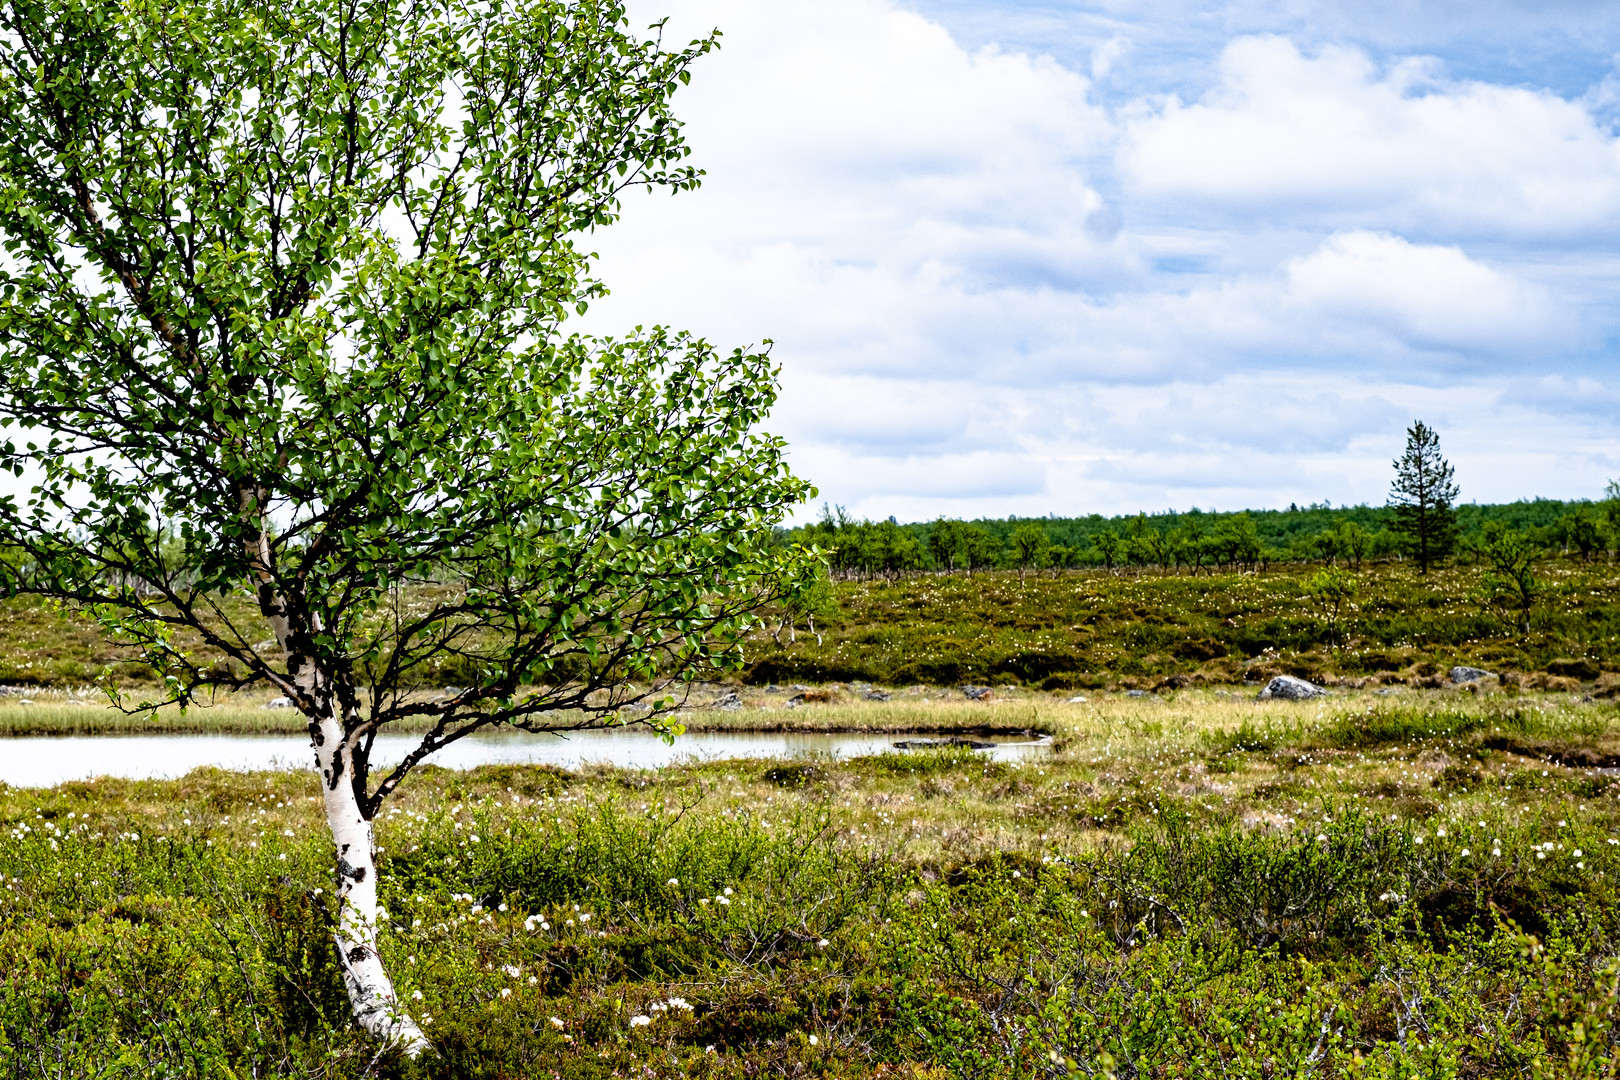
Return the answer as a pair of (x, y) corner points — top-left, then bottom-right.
(765, 685), (782, 693)
(265, 696), (294, 709)
(1125, 689), (1149, 698)
(791, 684), (809, 691)
(962, 686), (992, 701)
(1448, 666), (1494, 684)
(1065, 695), (1088, 704)
(712, 690), (742, 711)
(893, 737), (996, 750)
(785, 694), (804, 708)
(864, 690), (892, 702)
(1256, 675), (1326, 701)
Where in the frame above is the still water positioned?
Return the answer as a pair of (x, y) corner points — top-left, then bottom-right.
(0, 729), (1050, 787)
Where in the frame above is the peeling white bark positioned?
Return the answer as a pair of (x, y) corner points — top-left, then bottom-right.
(249, 516), (426, 1055)
(312, 706), (430, 1056)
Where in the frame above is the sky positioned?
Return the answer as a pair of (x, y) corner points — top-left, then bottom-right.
(581, 0), (1620, 523)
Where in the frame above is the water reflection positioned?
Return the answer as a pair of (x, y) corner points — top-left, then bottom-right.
(0, 728), (1050, 787)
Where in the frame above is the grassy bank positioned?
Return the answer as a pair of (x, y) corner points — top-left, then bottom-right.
(750, 559), (1620, 691)
(1, 559), (1617, 699)
(2, 694), (1619, 1076)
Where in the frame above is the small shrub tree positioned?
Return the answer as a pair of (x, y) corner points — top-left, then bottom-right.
(1560, 507), (1606, 561)
(928, 518), (967, 573)
(1305, 567), (1358, 647)
(1475, 522), (1542, 634)
(1009, 522), (1052, 581)
(1335, 519), (1371, 569)
(1388, 421), (1460, 573)
(1092, 531), (1123, 572)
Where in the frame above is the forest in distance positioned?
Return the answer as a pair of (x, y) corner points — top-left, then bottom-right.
(783, 493), (1617, 578)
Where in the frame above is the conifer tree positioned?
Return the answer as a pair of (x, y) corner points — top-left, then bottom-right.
(1388, 421), (1460, 573)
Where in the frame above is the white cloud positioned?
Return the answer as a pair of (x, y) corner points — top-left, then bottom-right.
(1277, 230), (1560, 354)
(581, 4), (1620, 520)
(1120, 35), (1620, 237)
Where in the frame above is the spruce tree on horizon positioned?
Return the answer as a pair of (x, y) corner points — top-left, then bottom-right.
(1388, 420), (1460, 573)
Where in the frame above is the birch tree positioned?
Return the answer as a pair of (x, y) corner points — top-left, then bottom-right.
(0, 0), (810, 1054)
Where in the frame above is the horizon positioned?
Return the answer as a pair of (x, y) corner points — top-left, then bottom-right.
(792, 491), (1602, 529)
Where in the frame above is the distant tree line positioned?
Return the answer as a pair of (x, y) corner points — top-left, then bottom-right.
(785, 492), (1620, 581)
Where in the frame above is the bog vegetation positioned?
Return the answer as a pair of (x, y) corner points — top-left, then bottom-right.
(4, 499), (1620, 702)
(3, 692), (1620, 1077)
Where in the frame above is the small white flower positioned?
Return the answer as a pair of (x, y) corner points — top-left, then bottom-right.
(1011, 870), (1021, 879)
(580, 913), (591, 923)
(412, 990), (423, 1000)
(528, 976), (538, 985)
(498, 903), (508, 912)
(1436, 828), (1446, 838)
(1573, 849), (1584, 858)
(1460, 849), (1471, 857)
(723, 888), (733, 896)
(666, 997), (693, 1011)
(630, 1014), (652, 1028)
(540, 921), (550, 931)
(550, 1016), (565, 1029)
(500, 988), (512, 998)
(502, 964), (522, 978)
(1316, 834), (1327, 842)
(668, 878), (679, 886)
(1413, 837), (1423, 846)
(809, 1034), (819, 1046)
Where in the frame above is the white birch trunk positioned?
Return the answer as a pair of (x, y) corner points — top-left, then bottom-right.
(250, 517), (425, 1054)
(311, 706), (430, 1056)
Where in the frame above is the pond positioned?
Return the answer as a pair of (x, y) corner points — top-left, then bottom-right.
(0, 728), (1052, 787)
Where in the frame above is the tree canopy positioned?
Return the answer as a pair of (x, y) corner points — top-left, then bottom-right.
(0, 0), (809, 1048)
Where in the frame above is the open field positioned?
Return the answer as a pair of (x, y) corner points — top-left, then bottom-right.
(749, 559), (1620, 691)
(5, 561), (1620, 700)
(3, 692), (1620, 1077)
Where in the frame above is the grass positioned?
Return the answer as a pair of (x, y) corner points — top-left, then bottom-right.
(749, 557), (1620, 690)
(3, 690), (1620, 1076)
(5, 559), (1620, 702)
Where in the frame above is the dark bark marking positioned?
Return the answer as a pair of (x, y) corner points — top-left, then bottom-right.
(337, 857), (366, 882)
(347, 946), (370, 964)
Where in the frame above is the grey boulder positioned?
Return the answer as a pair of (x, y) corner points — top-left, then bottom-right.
(1448, 666), (1495, 684)
(1257, 675), (1326, 701)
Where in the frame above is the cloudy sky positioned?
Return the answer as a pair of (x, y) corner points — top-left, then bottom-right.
(581, 0), (1620, 522)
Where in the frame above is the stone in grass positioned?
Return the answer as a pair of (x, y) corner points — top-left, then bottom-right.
(264, 696), (294, 709)
(711, 690), (742, 711)
(1125, 689), (1150, 698)
(1256, 675), (1326, 701)
(1448, 666), (1495, 684)
(1066, 695), (1088, 704)
(962, 686), (992, 701)
(864, 689), (892, 702)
